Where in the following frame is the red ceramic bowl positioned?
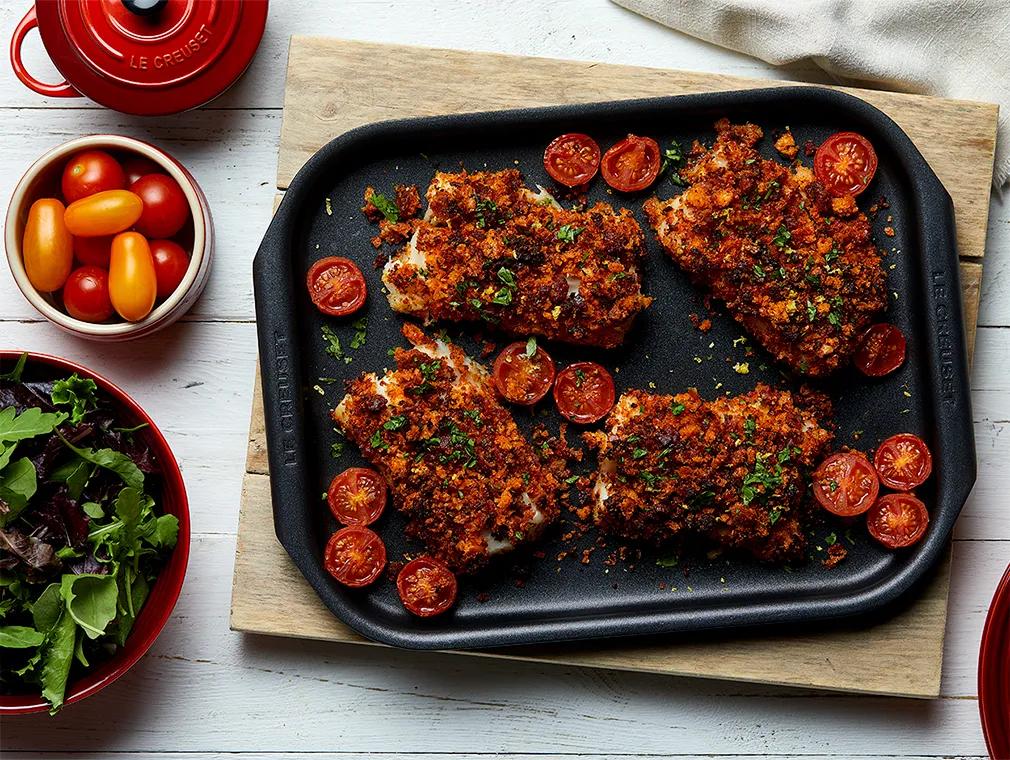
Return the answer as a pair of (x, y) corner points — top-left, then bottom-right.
(980, 562), (1010, 758)
(0, 351), (189, 715)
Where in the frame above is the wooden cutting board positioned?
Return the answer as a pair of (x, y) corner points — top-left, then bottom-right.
(230, 37), (995, 697)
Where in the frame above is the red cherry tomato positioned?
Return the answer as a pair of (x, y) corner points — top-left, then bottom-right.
(601, 135), (661, 192)
(866, 493), (929, 549)
(327, 467), (388, 526)
(130, 173), (190, 239)
(854, 323), (906, 377)
(397, 556), (458, 617)
(149, 239), (191, 300)
(64, 190), (144, 237)
(553, 361), (615, 424)
(121, 156), (162, 186)
(814, 131), (878, 197)
(873, 433), (933, 491)
(812, 451), (880, 517)
(73, 235), (113, 267)
(543, 133), (601, 187)
(323, 526), (386, 588)
(306, 256), (367, 317)
(62, 265), (113, 323)
(61, 150), (126, 203)
(492, 340), (555, 405)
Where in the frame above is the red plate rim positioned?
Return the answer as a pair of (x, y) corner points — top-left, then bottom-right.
(979, 561), (1010, 757)
(0, 350), (190, 714)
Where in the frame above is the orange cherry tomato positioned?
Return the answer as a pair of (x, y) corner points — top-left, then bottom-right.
(306, 257), (367, 317)
(866, 493), (929, 549)
(873, 433), (933, 491)
(601, 135), (661, 192)
(553, 362), (615, 424)
(324, 526), (386, 588)
(492, 340), (555, 405)
(64, 190), (143, 237)
(814, 131), (878, 197)
(22, 198), (73, 292)
(812, 451), (880, 517)
(73, 235), (113, 267)
(109, 232), (157, 322)
(397, 556), (458, 617)
(327, 467), (388, 526)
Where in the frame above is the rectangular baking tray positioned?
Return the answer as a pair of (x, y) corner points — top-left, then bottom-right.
(253, 87), (975, 649)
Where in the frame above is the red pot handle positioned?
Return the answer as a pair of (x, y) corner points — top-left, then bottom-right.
(10, 6), (80, 98)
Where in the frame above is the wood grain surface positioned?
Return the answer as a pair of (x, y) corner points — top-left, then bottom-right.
(230, 37), (994, 699)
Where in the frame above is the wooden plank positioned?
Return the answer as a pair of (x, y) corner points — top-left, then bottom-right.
(277, 37), (998, 263)
(231, 37), (995, 698)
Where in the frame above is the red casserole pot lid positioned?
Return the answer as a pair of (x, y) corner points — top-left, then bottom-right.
(980, 562), (1010, 758)
(29, 0), (268, 115)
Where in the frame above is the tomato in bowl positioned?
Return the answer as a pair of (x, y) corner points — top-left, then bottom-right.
(0, 351), (189, 715)
(5, 135), (213, 341)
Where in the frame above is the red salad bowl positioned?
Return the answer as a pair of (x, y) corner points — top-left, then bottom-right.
(980, 562), (1010, 757)
(0, 351), (190, 715)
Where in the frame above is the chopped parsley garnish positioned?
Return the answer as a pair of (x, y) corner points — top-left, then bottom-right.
(383, 415), (408, 431)
(827, 311), (842, 328)
(740, 452), (785, 505)
(825, 532), (838, 546)
(349, 317), (367, 349)
(825, 246), (841, 263)
(491, 287), (514, 306)
(670, 402), (685, 416)
(659, 139), (686, 185)
(497, 267), (517, 288)
(564, 474), (580, 486)
(806, 300), (818, 322)
(772, 224), (792, 249)
(369, 429), (389, 451)
(370, 192), (399, 223)
(463, 409), (483, 426)
(656, 556), (679, 568)
(321, 325), (349, 363)
(556, 224), (584, 243)
(330, 441), (345, 459)
(524, 336), (537, 358)
(768, 506), (784, 525)
(743, 417), (756, 438)
(409, 360), (441, 395)
(475, 196), (499, 228)
(632, 448), (648, 459)
(574, 368), (586, 387)
(753, 263), (766, 279)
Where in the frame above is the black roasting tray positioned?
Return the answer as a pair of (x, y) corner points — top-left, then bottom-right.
(252, 87), (975, 649)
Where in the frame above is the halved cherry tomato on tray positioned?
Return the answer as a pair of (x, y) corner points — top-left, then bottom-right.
(109, 232), (157, 322)
(492, 340), (555, 405)
(866, 493), (929, 549)
(150, 239), (191, 300)
(814, 131), (878, 197)
(397, 556), (458, 617)
(324, 525), (386, 588)
(601, 134), (661, 193)
(812, 451), (880, 517)
(307, 256), (367, 317)
(73, 235), (113, 267)
(64, 190), (144, 237)
(553, 361), (615, 424)
(328, 467), (387, 526)
(854, 323), (906, 377)
(63, 265), (113, 323)
(22, 198), (73, 293)
(61, 150), (126, 203)
(874, 433), (933, 491)
(544, 133), (601, 187)
(130, 173), (190, 239)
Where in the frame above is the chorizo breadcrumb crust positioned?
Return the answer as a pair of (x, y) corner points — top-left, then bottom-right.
(382, 169), (652, 348)
(644, 119), (888, 376)
(332, 324), (561, 574)
(585, 384), (833, 563)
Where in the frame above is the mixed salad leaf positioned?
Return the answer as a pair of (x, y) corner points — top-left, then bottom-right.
(0, 356), (177, 713)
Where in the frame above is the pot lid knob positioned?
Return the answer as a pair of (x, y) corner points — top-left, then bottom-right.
(120, 0), (168, 16)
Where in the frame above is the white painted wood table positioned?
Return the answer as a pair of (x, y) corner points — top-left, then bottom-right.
(1, 2), (1006, 757)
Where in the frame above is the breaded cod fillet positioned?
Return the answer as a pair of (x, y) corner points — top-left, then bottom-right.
(382, 169), (652, 349)
(584, 384), (833, 563)
(644, 119), (888, 376)
(332, 324), (560, 574)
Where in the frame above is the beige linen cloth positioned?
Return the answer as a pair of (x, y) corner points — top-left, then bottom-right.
(611, 0), (1010, 187)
